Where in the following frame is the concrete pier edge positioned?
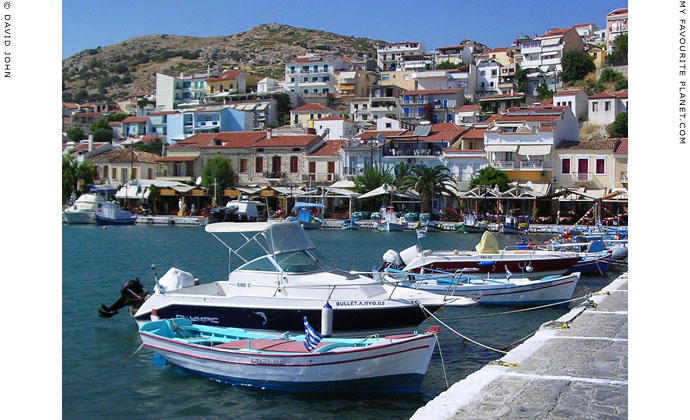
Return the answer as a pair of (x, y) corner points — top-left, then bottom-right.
(412, 272), (628, 420)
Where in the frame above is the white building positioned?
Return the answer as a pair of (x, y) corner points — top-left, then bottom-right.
(587, 91), (628, 125)
(606, 8), (628, 52)
(284, 54), (347, 96)
(553, 89), (589, 123)
(455, 105), (481, 126)
(314, 116), (357, 140)
(519, 27), (584, 74)
(154, 68), (221, 111)
(376, 42), (426, 71)
(476, 62), (501, 98)
(434, 40), (486, 66)
(257, 77), (280, 93)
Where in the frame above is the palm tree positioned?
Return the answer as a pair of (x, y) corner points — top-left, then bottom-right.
(403, 165), (457, 213)
(392, 162), (413, 189)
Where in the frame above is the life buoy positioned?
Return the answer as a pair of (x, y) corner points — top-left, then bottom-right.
(527, 242), (536, 249)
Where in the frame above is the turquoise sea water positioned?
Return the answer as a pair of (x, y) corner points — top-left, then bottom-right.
(62, 225), (623, 420)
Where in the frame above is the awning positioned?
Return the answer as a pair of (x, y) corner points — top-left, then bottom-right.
(541, 37), (561, 47)
(485, 145), (518, 153)
(517, 145), (551, 156)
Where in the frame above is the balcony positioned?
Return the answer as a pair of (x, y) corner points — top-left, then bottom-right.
(572, 172), (592, 183)
(519, 160), (544, 170)
(263, 171), (285, 180)
(492, 160), (514, 170)
(303, 173), (337, 182)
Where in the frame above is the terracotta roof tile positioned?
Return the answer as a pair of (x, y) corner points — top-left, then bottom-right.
(171, 131), (267, 149)
(553, 89), (585, 96)
(88, 149), (159, 164)
(308, 139), (345, 156)
(461, 128), (486, 139)
(402, 88), (462, 96)
(556, 138), (620, 151)
(253, 134), (322, 148)
(457, 104), (481, 112)
(205, 70), (243, 82)
(291, 103), (338, 113)
(589, 91), (628, 99)
(122, 116), (149, 123)
(613, 137), (628, 154)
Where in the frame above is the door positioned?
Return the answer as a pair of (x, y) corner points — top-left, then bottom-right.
(577, 159), (589, 181)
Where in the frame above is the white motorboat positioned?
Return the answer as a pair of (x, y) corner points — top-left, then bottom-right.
(378, 231), (582, 279)
(62, 193), (107, 224)
(387, 268), (580, 307)
(378, 211), (405, 232)
(117, 221), (474, 336)
(139, 318), (439, 394)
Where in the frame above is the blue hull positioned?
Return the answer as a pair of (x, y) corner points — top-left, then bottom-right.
(168, 364), (425, 394)
(569, 260), (610, 274)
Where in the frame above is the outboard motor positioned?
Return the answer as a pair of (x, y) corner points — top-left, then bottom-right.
(98, 277), (148, 318)
(377, 249), (404, 271)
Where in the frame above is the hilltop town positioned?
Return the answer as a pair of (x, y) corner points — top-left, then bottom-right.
(62, 8), (628, 222)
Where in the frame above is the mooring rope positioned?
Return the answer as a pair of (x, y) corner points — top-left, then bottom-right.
(419, 303), (508, 354)
(431, 332), (449, 389)
(120, 342), (144, 365)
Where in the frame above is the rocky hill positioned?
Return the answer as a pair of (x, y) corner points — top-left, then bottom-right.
(62, 23), (385, 103)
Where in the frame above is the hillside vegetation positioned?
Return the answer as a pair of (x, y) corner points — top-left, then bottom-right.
(62, 23), (385, 102)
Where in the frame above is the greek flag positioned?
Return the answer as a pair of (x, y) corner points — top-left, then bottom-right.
(505, 265), (512, 281)
(416, 228), (426, 239)
(303, 317), (322, 352)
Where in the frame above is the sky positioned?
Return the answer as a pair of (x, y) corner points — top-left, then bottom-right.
(62, 0), (628, 59)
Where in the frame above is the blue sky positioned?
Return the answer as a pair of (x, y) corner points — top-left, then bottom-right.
(62, 0), (627, 58)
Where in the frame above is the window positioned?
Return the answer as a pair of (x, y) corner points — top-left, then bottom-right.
(404, 107), (410, 117)
(294, 115), (299, 124)
(238, 256), (278, 272)
(381, 74), (390, 80)
(132, 168), (137, 179)
(303, 77), (308, 83)
(290, 77), (295, 83)
(148, 168), (153, 179)
(219, 84), (224, 92)
(290, 156), (299, 173)
(328, 161), (335, 174)
(323, 64), (328, 71)
(255, 156), (263, 173)
(309, 161), (316, 175)
(480, 70), (485, 76)
(302, 65), (309, 72)
(272, 156), (281, 173)
(312, 77), (318, 82)
(592, 102), (599, 112)
(595, 158), (605, 175)
(403, 74), (409, 80)
(121, 168), (128, 183)
(491, 69), (497, 76)
(111, 167), (116, 179)
(605, 101), (611, 111)
(561, 158), (571, 174)
(290, 66), (295, 73)
(240, 159), (248, 173)
(313, 65), (318, 72)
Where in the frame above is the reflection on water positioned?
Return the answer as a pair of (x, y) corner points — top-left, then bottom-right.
(63, 225), (625, 419)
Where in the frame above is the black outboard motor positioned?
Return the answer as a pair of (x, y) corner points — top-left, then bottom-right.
(98, 277), (148, 318)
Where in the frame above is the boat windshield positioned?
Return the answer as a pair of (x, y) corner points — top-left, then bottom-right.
(262, 222), (315, 255)
(275, 251), (324, 273)
(305, 248), (336, 271)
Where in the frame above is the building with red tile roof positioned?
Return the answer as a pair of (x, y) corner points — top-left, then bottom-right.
(290, 103), (341, 127)
(588, 91), (628, 125)
(205, 69), (247, 94)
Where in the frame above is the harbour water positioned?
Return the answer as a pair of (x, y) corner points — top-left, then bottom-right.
(62, 225), (624, 420)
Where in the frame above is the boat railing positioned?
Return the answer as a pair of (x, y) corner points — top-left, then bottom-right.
(381, 266), (480, 302)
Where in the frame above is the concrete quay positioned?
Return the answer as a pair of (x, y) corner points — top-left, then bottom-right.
(413, 272), (628, 420)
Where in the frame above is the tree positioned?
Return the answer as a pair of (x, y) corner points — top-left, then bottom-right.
(148, 185), (159, 214)
(514, 67), (527, 93)
(66, 128), (85, 141)
(93, 128), (114, 142)
(401, 165), (456, 214)
(608, 112), (628, 138)
(133, 141), (164, 156)
(606, 34), (628, 66)
(392, 162), (413, 189)
(73, 89), (89, 103)
(353, 165), (393, 194)
(536, 82), (554, 100)
(469, 166), (510, 192)
(62, 154), (95, 204)
(106, 113), (130, 122)
(201, 156), (236, 192)
(561, 50), (595, 82)
(599, 68), (624, 83)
